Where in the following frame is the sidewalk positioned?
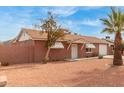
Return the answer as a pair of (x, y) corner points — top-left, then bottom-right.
(65, 57), (98, 62)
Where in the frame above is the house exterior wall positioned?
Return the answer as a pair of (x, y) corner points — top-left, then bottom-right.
(78, 43), (99, 58)
(0, 40), (113, 64)
(34, 42), (112, 60)
(107, 45), (114, 55)
(34, 40), (70, 62)
(85, 43), (99, 57)
(78, 43), (111, 57)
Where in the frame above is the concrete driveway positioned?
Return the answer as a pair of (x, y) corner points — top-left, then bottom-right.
(104, 55), (124, 59)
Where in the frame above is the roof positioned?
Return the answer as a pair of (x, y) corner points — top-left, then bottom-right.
(102, 39), (114, 45)
(12, 28), (110, 44)
(81, 35), (109, 44)
(3, 38), (17, 45)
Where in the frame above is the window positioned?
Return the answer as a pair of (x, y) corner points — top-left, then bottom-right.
(86, 48), (92, 53)
(50, 42), (64, 49)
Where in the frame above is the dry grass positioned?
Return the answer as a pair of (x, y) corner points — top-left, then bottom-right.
(0, 58), (124, 87)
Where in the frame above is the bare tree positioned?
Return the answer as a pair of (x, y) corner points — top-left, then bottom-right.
(35, 12), (65, 64)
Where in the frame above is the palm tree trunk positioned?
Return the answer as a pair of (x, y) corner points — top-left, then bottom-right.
(44, 47), (51, 63)
(113, 31), (123, 66)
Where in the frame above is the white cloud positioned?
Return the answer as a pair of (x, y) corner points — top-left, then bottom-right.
(42, 6), (78, 17)
(41, 6), (104, 17)
(80, 19), (101, 26)
(80, 6), (104, 10)
(53, 7), (77, 17)
(58, 18), (102, 35)
(60, 19), (101, 28)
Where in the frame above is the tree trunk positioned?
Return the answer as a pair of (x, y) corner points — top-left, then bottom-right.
(44, 47), (51, 63)
(113, 31), (123, 66)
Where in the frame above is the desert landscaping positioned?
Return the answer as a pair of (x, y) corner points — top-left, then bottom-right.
(0, 6), (124, 87)
(0, 58), (124, 87)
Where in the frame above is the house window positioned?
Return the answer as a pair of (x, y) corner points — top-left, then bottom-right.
(50, 42), (64, 49)
(86, 48), (92, 53)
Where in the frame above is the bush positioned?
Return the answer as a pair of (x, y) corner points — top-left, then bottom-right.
(42, 59), (47, 64)
(98, 55), (103, 59)
(1, 62), (9, 66)
(0, 81), (7, 87)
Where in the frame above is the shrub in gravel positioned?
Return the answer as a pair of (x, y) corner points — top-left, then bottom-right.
(0, 75), (7, 87)
(1, 62), (9, 66)
(98, 55), (103, 59)
(42, 59), (47, 64)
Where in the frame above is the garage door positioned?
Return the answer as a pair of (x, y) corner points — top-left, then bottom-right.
(99, 44), (107, 56)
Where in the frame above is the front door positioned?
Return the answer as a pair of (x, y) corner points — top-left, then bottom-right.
(71, 44), (78, 59)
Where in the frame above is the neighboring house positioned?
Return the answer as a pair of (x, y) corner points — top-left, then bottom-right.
(0, 28), (113, 64)
(3, 38), (17, 46)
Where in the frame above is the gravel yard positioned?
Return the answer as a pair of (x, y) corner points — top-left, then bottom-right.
(0, 58), (124, 87)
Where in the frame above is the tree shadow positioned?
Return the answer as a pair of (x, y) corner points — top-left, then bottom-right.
(62, 65), (124, 87)
(0, 63), (41, 71)
(49, 60), (74, 64)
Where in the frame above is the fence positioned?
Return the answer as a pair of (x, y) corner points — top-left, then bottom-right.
(0, 40), (34, 64)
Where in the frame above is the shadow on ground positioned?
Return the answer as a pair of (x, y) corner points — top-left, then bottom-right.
(0, 63), (41, 71)
(62, 65), (124, 87)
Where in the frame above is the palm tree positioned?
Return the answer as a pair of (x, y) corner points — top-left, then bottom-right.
(39, 12), (65, 63)
(100, 7), (124, 66)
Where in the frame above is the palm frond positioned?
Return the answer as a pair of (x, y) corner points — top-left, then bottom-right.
(101, 28), (114, 34)
(100, 7), (124, 35)
(111, 7), (117, 22)
(100, 18), (112, 27)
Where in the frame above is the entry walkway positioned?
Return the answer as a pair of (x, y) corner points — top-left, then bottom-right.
(75, 57), (98, 61)
(65, 55), (124, 62)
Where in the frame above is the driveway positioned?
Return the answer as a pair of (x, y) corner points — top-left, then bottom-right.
(1, 58), (124, 87)
(104, 55), (124, 59)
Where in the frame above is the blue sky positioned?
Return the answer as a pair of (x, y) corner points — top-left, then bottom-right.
(0, 6), (123, 41)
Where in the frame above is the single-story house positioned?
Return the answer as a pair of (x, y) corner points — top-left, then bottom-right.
(102, 37), (114, 55)
(0, 28), (113, 64)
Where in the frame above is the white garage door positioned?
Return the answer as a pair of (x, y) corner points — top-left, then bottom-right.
(71, 44), (78, 59)
(99, 44), (107, 56)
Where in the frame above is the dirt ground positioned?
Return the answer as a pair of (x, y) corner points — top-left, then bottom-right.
(0, 58), (124, 87)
